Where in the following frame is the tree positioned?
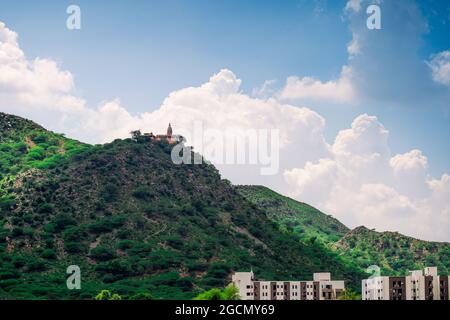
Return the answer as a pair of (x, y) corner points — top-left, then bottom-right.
(194, 288), (222, 300)
(94, 290), (122, 300)
(129, 292), (154, 300)
(338, 289), (361, 300)
(222, 284), (240, 300)
(130, 130), (142, 142)
(193, 284), (240, 300)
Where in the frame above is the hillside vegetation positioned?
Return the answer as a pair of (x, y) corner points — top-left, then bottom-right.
(236, 185), (348, 243)
(0, 112), (365, 299)
(237, 185), (450, 276)
(0, 113), (89, 180)
(333, 226), (450, 275)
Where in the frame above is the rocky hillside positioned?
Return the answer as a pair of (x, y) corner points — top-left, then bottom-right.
(0, 112), (365, 299)
(333, 226), (450, 275)
(0, 112), (46, 143)
(236, 185), (349, 243)
(0, 112), (88, 181)
(237, 185), (450, 276)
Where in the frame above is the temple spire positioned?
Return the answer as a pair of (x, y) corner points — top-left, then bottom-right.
(167, 123), (173, 137)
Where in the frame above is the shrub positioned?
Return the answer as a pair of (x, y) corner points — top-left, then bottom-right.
(101, 183), (119, 203)
(62, 226), (87, 242)
(89, 247), (116, 261)
(117, 240), (133, 250)
(0, 196), (15, 210)
(94, 290), (122, 300)
(43, 223), (57, 233)
(11, 227), (24, 237)
(0, 271), (20, 280)
(129, 292), (154, 300)
(0, 229), (10, 243)
(32, 134), (48, 144)
(194, 285), (240, 300)
(181, 205), (195, 216)
(54, 213), (77, 232)
(41, 249), (57, 259)
(65, 241), (87, 254)
(132, 186), (153, 200)
(26, 146), (45, 161)
(26, 259), (46, 272)
(94, 260), (133, 276)
(166, 236), (183, 250)
(13, 142), (27, 154)
(88, 216), (126, 234)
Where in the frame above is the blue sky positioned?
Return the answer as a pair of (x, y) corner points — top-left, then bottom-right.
(0, 0), (351, 107)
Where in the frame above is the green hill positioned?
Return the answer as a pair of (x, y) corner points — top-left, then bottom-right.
(0, 112), (365, 300)
(333, 226), (450, 275)
(237, 185), (450, 276)
(0, 113), (89, 180)
(235, 185), (349, 242)
(0, 112), (46, 143)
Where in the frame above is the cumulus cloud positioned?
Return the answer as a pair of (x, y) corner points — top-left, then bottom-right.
(390, 149), (429, 198)
(136, 70), (330, 184)
(284, 158), (337, 204)
(284, 114), (450, 242)
(428, 50), (450, 87)
(0, 22), (82, 112)
(252, 79), (277, 99)
(345, 0), (362, 13)
(347, 33), (361, 56)
(277, 66), (356, 104)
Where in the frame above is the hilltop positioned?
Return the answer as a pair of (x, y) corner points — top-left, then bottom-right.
(0, 112), (46, 143)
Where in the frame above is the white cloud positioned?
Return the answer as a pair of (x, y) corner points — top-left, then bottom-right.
(345, 0), (362, 13)
(284, 115), (450, 242)
(390, 149), (428, 174)
(284, 158), (337, 204)
(277, 66), (356, 104)
(333, 114), (389, 157)
(0, 22), (80, 112)
(347, 33), (360, 56)
(428, 50), (450, 87)
(252, 79), (277, 99)
(136, 70), (330, 184)
(390, 149), (429, 199)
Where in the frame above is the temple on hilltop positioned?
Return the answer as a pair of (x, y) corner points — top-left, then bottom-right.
(143, 123), (180, 144)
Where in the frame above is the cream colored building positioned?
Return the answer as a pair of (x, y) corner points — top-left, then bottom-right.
(231, 271), (345, 300)
(362, 267), (450, 300)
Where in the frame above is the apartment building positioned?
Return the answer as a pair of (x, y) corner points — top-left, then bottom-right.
(362, 267), (450, 300)
(231, 271), (345, 300)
